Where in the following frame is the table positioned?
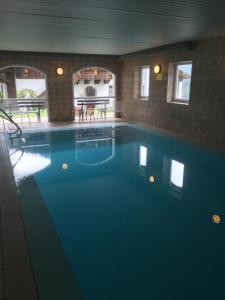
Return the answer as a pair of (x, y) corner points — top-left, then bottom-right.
(17, 100), (45, 121)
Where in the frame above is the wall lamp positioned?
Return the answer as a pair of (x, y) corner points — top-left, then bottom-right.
(153, 65), (161, 74)
(56, 67), (64, 75)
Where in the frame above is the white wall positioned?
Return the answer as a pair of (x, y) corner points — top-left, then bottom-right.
(74, 78), (114, 98)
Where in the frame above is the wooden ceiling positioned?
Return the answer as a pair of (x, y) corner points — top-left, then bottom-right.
(0, 67), (45, 80)
(74, 69), (113, 81)
(0, 0), (225, 55)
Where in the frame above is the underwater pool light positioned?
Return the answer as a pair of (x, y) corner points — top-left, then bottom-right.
(212, 214), (221, 224)
(62, 163), (69, 170)
(149, 176), (155, 183)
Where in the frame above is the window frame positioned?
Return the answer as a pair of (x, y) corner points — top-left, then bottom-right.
(172, 61), (192, 104)
(137, 65), (150, 100)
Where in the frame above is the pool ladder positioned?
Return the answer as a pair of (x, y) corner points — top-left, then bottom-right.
(9, 147), (24, 169)
(0, 108), (22, 139)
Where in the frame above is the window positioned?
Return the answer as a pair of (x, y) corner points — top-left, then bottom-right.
(94, 79), (101, 84)
(139, 66), (150, 98)
(170, 160), (184, 188)
(174, 63), (192, 102)
(167, 61), (192, 104)
(85, 86), (96, 97)
(109, 85), (113, 97)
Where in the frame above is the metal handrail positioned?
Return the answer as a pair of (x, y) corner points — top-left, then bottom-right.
(74, 96), (115, 100)
(2, 98), (47, 102)
(10, 147), (24, 168)
(0, 108), (22, 139)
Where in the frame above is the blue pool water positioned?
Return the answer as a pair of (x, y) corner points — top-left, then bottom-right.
(8, 125), (225, 300)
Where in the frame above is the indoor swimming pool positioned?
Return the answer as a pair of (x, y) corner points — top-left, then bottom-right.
(7, 125), (225, 300)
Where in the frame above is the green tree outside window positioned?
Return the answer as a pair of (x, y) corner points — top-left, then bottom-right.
(17, 88), (37, 99)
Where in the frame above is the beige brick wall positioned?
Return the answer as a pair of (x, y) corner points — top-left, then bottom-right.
(119, 37), (225, 146)
(1, 37), (225, 147)
(0, 52), (119, 122)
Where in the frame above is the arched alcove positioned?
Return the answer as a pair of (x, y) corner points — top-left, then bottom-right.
(72, 67), (116, 121)
(0, 65), (48, 123)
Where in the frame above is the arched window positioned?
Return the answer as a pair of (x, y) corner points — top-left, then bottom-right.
(85, 86), (96, 97)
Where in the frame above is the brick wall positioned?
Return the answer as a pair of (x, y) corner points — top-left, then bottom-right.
(1, 37), (225, 147)
(0, 52), (119, 122)
(119, 37), (225, 146)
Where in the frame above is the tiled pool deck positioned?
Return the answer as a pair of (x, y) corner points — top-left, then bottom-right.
(0, 133), (37, 300)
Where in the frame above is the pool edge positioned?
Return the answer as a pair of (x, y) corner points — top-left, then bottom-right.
(0, 133), (38, 300)
(128, 121), (225, 155)
(21, 119), (225, 155)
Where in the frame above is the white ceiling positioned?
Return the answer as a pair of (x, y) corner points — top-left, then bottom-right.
(0, 0), (225, 55)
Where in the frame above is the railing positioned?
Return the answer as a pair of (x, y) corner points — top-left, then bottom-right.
(2, 97), (47, 102)
(74, 97), (122, 112)
(74, 96), (114, 106)
(74, 96), (115, 100)
(1, 98), (47, 123)
(74, 97), (121, 111)
(0, 108), (22, 139)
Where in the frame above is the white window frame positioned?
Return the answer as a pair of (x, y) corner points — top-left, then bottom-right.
(138, 66), (150, 100)
(173, 61), (192, 104)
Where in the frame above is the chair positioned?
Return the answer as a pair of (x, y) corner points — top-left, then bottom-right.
(97, 103), (107, 119)
(73, 106), (84, 123)
(85, 104), (95, 122)
(96, 100), (110, 119)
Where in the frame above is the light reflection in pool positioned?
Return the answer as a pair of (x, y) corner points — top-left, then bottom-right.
(11, 150), (51, 183)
